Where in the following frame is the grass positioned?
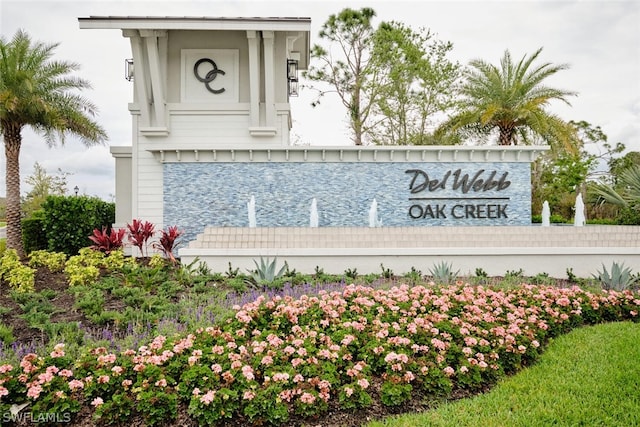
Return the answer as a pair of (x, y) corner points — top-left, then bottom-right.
(368, 321), (640, 427)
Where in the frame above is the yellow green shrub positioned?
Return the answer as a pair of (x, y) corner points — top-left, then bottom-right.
(28, 250), (67, 272)
(0, 249), (36, 293)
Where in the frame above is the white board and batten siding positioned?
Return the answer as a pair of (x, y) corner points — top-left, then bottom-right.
(131, 104), (290, 233)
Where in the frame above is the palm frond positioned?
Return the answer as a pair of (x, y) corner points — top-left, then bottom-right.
(620, 165), (640, 198)
(592, 183), (629, 207)
(436, 47), (577, 151)
(592, 165), (640, 209)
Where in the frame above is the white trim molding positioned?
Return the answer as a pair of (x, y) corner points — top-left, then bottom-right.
(148, 145), (550, 163)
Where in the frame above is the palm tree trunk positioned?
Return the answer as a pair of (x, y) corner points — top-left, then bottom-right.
(498, 124), (516, 146)
(3, 122), (25, 258)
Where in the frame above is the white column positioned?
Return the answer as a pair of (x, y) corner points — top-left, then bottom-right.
(123, 29), (150, 128)
(262, 31), (275, 129)
(246, 30), (260, 128)
(140, 30), (167, 130)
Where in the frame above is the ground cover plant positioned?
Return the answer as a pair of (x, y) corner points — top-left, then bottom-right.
(0, 245), (639, 426)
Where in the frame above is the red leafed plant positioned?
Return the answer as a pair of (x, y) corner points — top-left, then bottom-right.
(127, 219), (155, 256)
(88, 227), (126, 254)
(152, 225), (183, 263)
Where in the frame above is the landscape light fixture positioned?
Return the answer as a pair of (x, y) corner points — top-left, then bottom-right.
(125, 58), (134, 81)
(287, 59), (299, 97)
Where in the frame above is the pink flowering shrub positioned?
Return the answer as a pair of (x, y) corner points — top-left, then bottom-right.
(0, 284), (638, 425)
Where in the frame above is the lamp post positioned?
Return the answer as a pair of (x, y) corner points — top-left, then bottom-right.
(74, 186), (79, 196)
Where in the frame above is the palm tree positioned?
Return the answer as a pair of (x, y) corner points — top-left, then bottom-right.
(436, 48), (578, 153)
(1, 29), (107, 256)
(592, 165), (640, 209)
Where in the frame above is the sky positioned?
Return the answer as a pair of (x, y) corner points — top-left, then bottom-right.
(0, 0), (639, 201)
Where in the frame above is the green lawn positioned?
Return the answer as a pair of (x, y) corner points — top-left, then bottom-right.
(368, 321), (640, 427)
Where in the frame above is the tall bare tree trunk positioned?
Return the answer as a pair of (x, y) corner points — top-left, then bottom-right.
(351, 86), (363, 146)
(3, 122), (24, 258)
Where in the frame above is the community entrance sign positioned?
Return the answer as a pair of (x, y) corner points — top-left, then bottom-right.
(79, 16), (549, 252)
(156, 146), (544, 243)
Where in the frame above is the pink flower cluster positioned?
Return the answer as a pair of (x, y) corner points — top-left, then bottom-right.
(0, 282), (638, 425)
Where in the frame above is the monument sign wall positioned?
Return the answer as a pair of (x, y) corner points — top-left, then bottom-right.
(156, 146), (547, 243)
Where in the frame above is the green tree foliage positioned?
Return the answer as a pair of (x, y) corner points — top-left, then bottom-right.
(304, 7), (378, 146)
(304, 8), (459, 146)
(531, 121), (622, 220)
(608, 151), (640, 186)
(0, 30), (107, 257)
(436, 48), (578, 153)
(532, 152), (595, 220)
(369, 22), (460, 145)
(22, 162), (70, 217)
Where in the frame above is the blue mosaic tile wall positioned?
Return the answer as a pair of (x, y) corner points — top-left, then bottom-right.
(164, 162), (532, 243)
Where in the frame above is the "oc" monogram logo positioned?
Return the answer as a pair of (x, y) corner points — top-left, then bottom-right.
(193, 58), (226, 94)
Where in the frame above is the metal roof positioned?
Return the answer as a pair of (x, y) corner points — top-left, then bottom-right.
(78, 16), (311, 31)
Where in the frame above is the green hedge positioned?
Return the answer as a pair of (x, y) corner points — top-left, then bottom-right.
(616, 205), (640, 225)
(531, 214), (568, 224)
(21, 210), (48, 254)
(41, 195), (115, 256)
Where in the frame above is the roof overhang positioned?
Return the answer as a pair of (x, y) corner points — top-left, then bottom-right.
(78, 16), (311, 31)
(79, 16), (311, 67)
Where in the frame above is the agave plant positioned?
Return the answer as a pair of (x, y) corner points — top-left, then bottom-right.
(593, 261), (637, 291)
(247, 257), (287, 286)
(428, 261), (459, 285)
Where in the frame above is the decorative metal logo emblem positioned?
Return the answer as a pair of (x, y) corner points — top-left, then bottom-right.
(193, 58), (226, 94)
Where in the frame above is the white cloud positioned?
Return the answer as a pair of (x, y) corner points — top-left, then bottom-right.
(1, 0), (639, 200)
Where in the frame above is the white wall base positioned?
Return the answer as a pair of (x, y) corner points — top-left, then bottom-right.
(178, 226), (640, 279)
